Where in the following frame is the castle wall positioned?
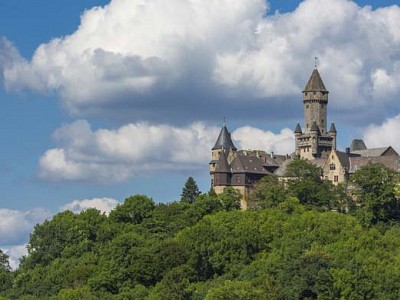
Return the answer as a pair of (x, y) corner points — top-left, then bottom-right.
(322, 151), (347, 185)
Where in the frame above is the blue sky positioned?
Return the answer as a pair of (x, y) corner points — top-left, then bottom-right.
(1, 0), (400, 267)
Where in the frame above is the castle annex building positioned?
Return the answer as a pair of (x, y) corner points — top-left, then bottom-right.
(209, 68), (400, 207)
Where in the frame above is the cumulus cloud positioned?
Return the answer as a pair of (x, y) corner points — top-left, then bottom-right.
(0, 208), (50, 246)
(61, 197), (119, 214)
(233, 127), (294, 154)
(2, 0), (400, 124)
(38, 120), (293, 182)
(38, 120), (219, 182)
(1, 245), (28, 270)
(0, 37), (25, 85)
(362, 114), (400, 152)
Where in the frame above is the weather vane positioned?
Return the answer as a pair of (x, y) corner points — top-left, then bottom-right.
(314, 57), (319, 69)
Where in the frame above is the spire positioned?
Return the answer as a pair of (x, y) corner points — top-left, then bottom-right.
(329, 123), (337, 134)
(303, 69), (327, 92)
(294, 123), (302, 134)
(212, 125), (237, 151)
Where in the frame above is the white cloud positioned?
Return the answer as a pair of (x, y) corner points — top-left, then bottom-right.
(2, 0), (400, 124)
(61, 197), (119, 214)
(0, 208), (50, 246)
(39, 120), (220, 182)
(362, 114), (400, 152)
(1, 245), (28, 270)
(38, 120), (294, 182)
(233, 127), (294, 154)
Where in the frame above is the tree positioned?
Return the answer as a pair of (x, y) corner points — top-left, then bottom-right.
(219, 187), (241, 211)
(109, 195), (155, 224)
(205, 280), (264, 300)
(285, 158), (322, 181)
(350, 163), (400, 225)
(180, 177), (201, 204)
(248, 175), (288, 209)
(0, 250), (12, 294)
(285, 159), (334, 210)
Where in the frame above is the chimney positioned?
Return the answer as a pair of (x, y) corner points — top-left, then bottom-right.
(346, 147), (350, 154)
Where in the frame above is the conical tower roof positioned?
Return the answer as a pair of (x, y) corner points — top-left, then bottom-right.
(215, 149), (230, 173)
(303, 69), (328, 92)
(212, 125), (237, 150)
(329, 123), (337, 133)
(294, 123), (302, 134)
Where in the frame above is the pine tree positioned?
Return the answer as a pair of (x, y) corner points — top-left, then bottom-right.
(180, 177), (201, 204)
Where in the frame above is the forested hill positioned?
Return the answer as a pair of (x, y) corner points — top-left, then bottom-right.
(1, 161), (400, 299)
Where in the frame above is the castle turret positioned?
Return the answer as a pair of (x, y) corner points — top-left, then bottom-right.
(295, 66), (336, 160)
(303, 68), (329, 133)
(294, 123), (302, 156)
(209, 123), (237, 184)
(329, 123), (337, 150)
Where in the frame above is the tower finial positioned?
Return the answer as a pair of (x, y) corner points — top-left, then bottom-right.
(223, 117), (226, 127)
(314, 57), (319, 69)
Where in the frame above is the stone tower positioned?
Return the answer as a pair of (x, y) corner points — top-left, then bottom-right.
(294, 68), (337, 159)
(209, 124), (237, 192)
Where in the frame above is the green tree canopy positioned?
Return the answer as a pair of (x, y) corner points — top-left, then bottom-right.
(351, 163), (400, 225)
(0, 250), (12, 294)
(285, 159), (334, 210)
(181, 177), (201, 204)
(109, 195), (155, 224)
(248, 175), (288, 209)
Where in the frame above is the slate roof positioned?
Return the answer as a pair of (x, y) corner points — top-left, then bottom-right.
(212, 125), (237, 150)
(215, 149), (230, 173)
(311, 158), (326, 169)
(230, 155), (269, 174)
(350, 139), (367, 152)
(303, 69), (328, 92)
(335, 150), (350, 169)
(329, 123), (337, 133)
(273, 158), (293, 176)
(351, 147), (397, 157)
(294, 123), (302, 134)
(349, 156), (400, 173)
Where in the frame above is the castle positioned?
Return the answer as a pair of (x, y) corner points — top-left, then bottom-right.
(209, 67), (400, 208)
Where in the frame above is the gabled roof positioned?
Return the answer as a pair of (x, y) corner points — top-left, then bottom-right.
(273, 158), (293, 176)
(215, 149), (230, 173)
(350, 139), (367, 152)
(231, 155), (269, 174)
(335, 150), (350, 169)
(351, 147), (398, 157)
(349, 156), (400, 173)
(303, 69), (328, 92)
(212, 125), (237, 150)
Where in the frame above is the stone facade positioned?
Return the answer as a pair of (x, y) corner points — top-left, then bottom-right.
(294, 68), (337, 160)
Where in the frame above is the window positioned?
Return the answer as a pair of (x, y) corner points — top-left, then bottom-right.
(330, 163), (336, 170)
(306, 104), (309, 109)
(334, 176), (338, 182)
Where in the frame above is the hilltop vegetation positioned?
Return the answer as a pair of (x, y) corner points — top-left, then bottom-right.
(1, 161), (400, 299)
